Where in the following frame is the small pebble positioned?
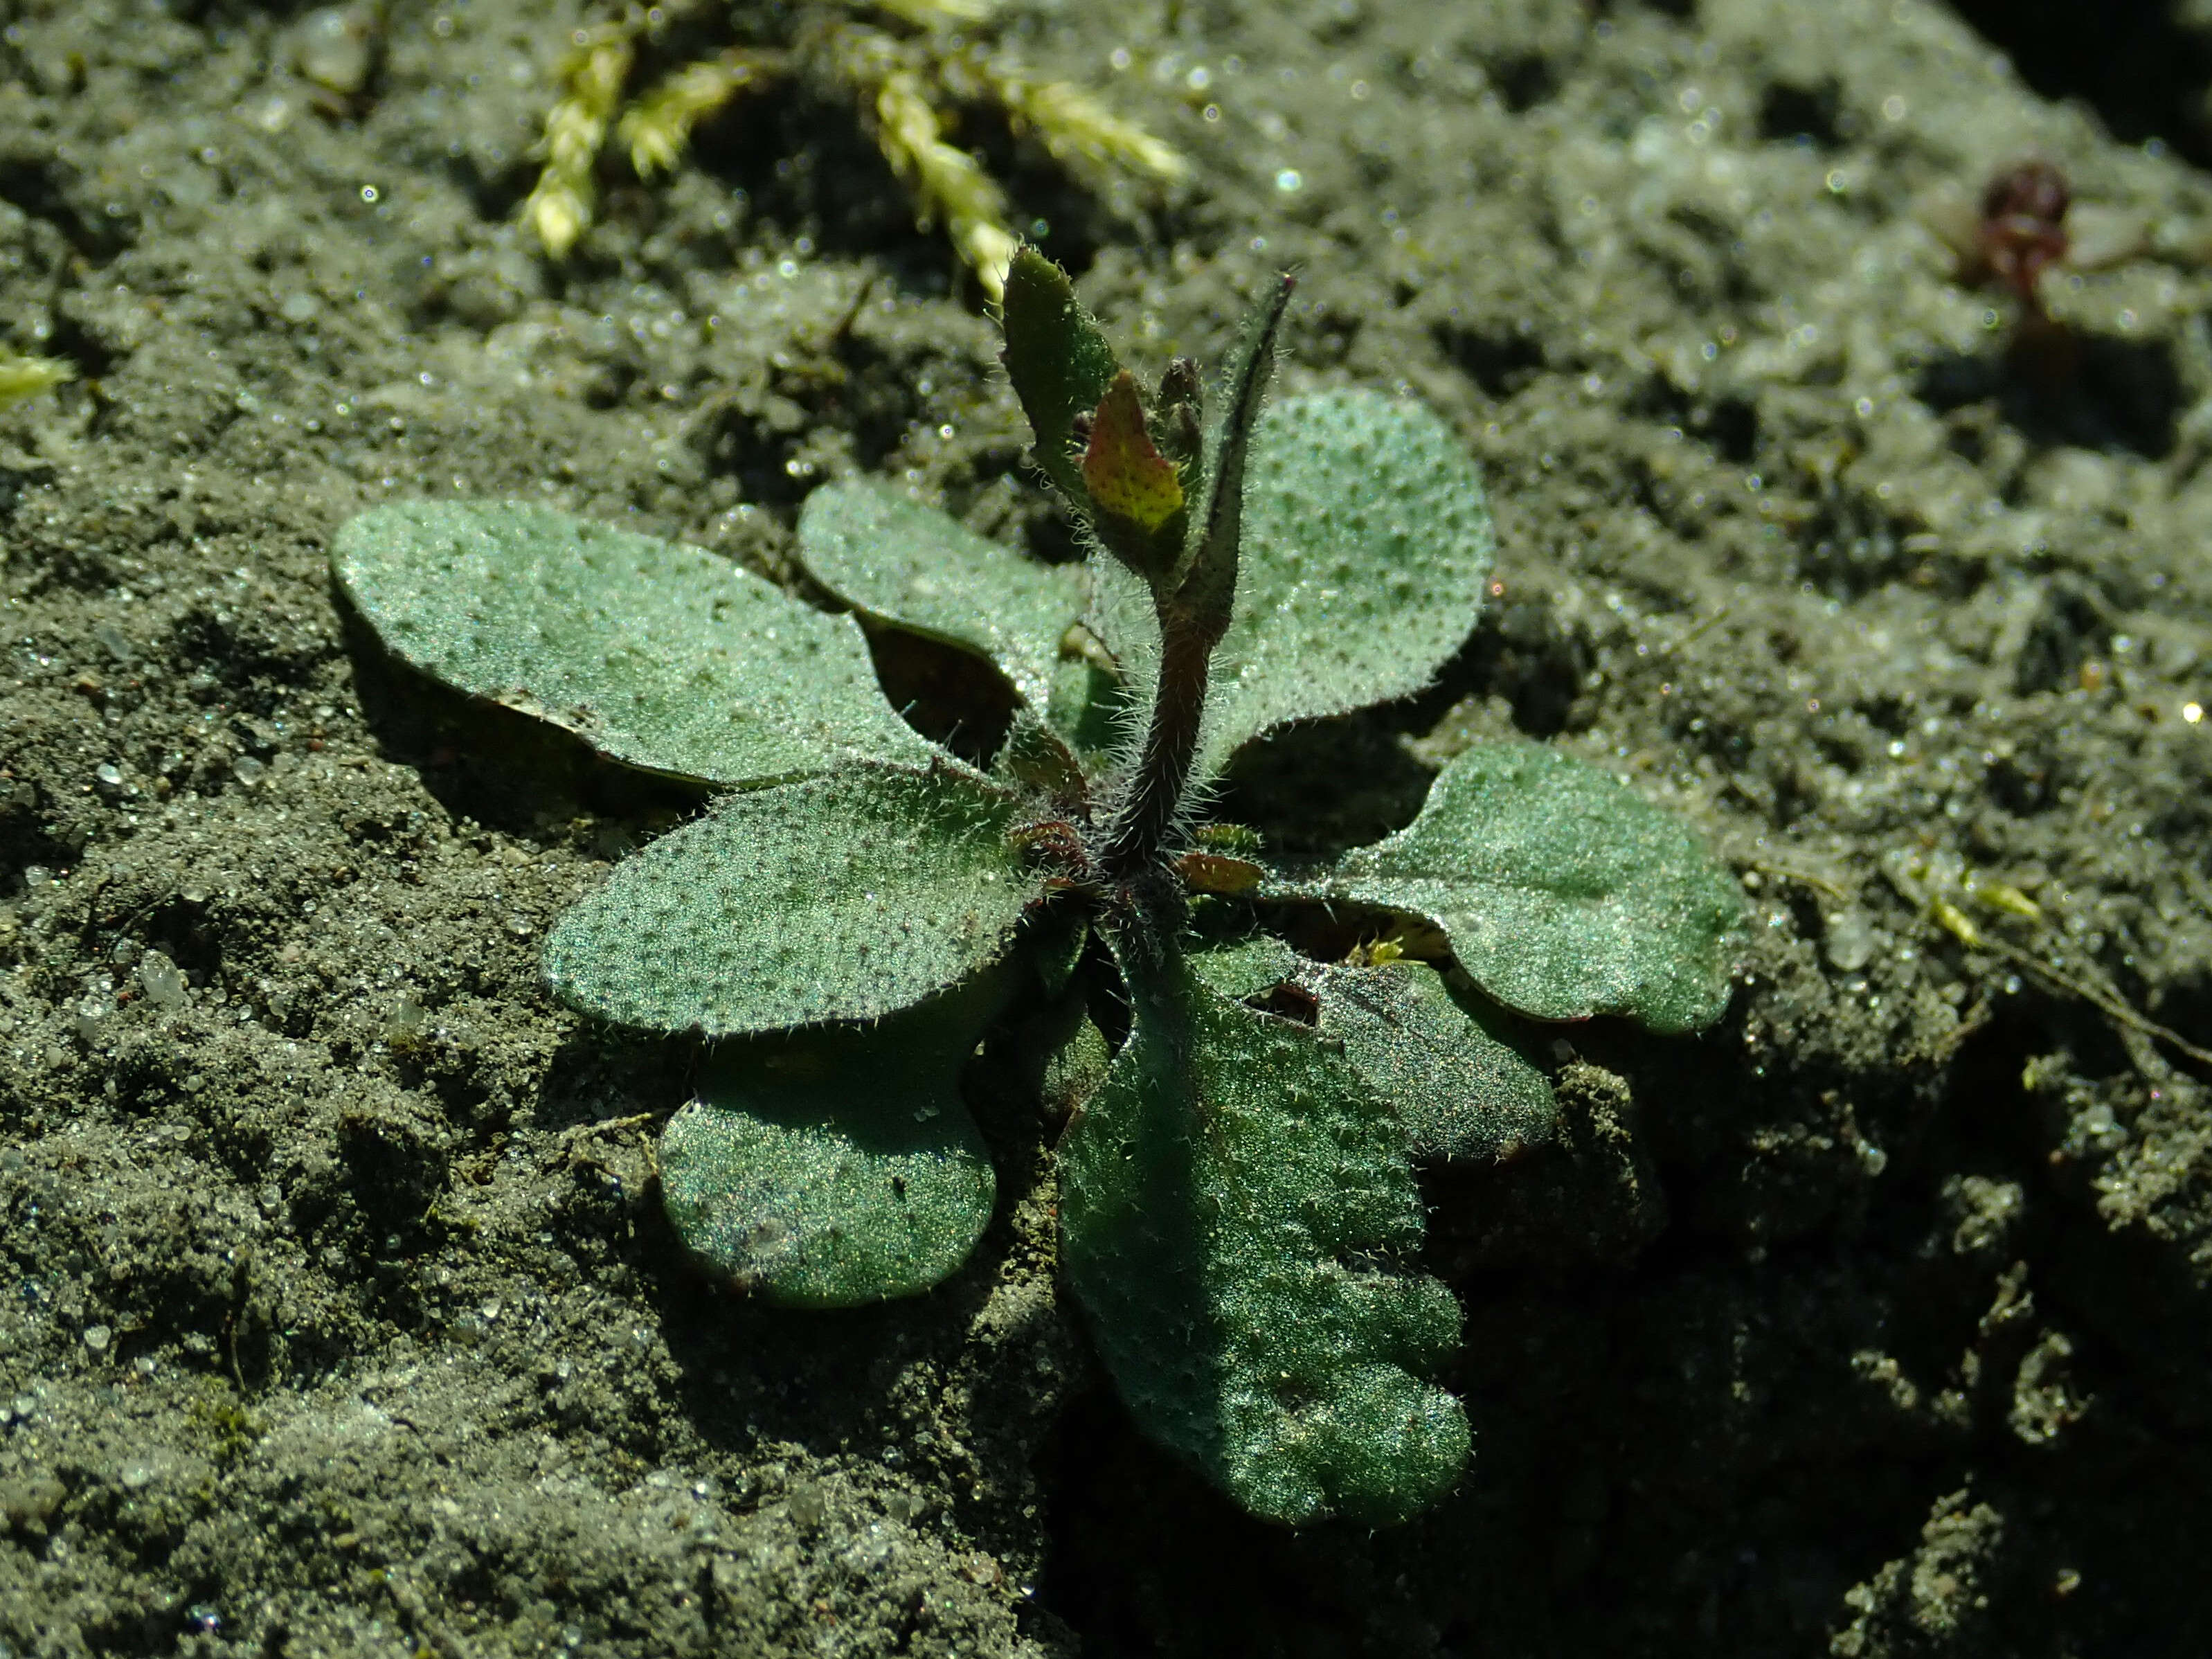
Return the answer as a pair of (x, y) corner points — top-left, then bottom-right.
(383, 989), (425, 1045)
(294, 5), (378, 96)
(1822, 907), (1877, 973)
(137, 952), (188, 1010)
(243, 91), (296, 134)
(0, 1475), (64, 1533)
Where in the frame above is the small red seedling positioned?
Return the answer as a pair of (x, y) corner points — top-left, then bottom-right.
(1921, 158), (2147, 328)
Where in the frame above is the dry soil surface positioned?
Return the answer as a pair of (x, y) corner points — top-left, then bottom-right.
(3, 0), (2211, 1654)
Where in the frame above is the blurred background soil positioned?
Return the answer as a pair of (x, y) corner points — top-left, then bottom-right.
(3, 0), (2211, 1653)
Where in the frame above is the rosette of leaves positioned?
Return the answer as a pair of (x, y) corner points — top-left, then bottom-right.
(331, 249), (1742, 1526)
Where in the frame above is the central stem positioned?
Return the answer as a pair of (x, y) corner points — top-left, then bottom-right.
(1097, 604), (1219, 881)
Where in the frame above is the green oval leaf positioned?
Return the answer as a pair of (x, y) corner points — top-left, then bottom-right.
(1186, 933), (1302, 1001)
(1060, 939), (1468, 1527)
(544, 761), (1043, 1036)
(1322, 743), (1744, 1034)
(796, 480), (1088, 712)
(1201, 391), (1495, 778)
(663, 995), (1000, 1308)
(334, 499), (934, 785)
(1302, 959), (1555, 1163)
(1191, 939), (1555, 1163)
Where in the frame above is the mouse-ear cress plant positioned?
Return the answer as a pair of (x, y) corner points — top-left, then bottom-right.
(334, 249), (1743, 1527)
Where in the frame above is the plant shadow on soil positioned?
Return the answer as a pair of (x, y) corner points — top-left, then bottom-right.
(1914, 331), (2186, 460)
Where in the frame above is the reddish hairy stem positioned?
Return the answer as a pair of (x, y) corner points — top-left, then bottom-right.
(1097, 607), (1219, 881)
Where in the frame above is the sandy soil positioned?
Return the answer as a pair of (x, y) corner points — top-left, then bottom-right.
(3, 0), (2211, 1653)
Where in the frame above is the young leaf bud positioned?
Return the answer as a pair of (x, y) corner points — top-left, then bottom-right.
(1000, 246), (1122, 510)
(1081, 370), (1189, 588)
(1171, 273), (1294, 636)
(1156, 356), (1205, 469)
